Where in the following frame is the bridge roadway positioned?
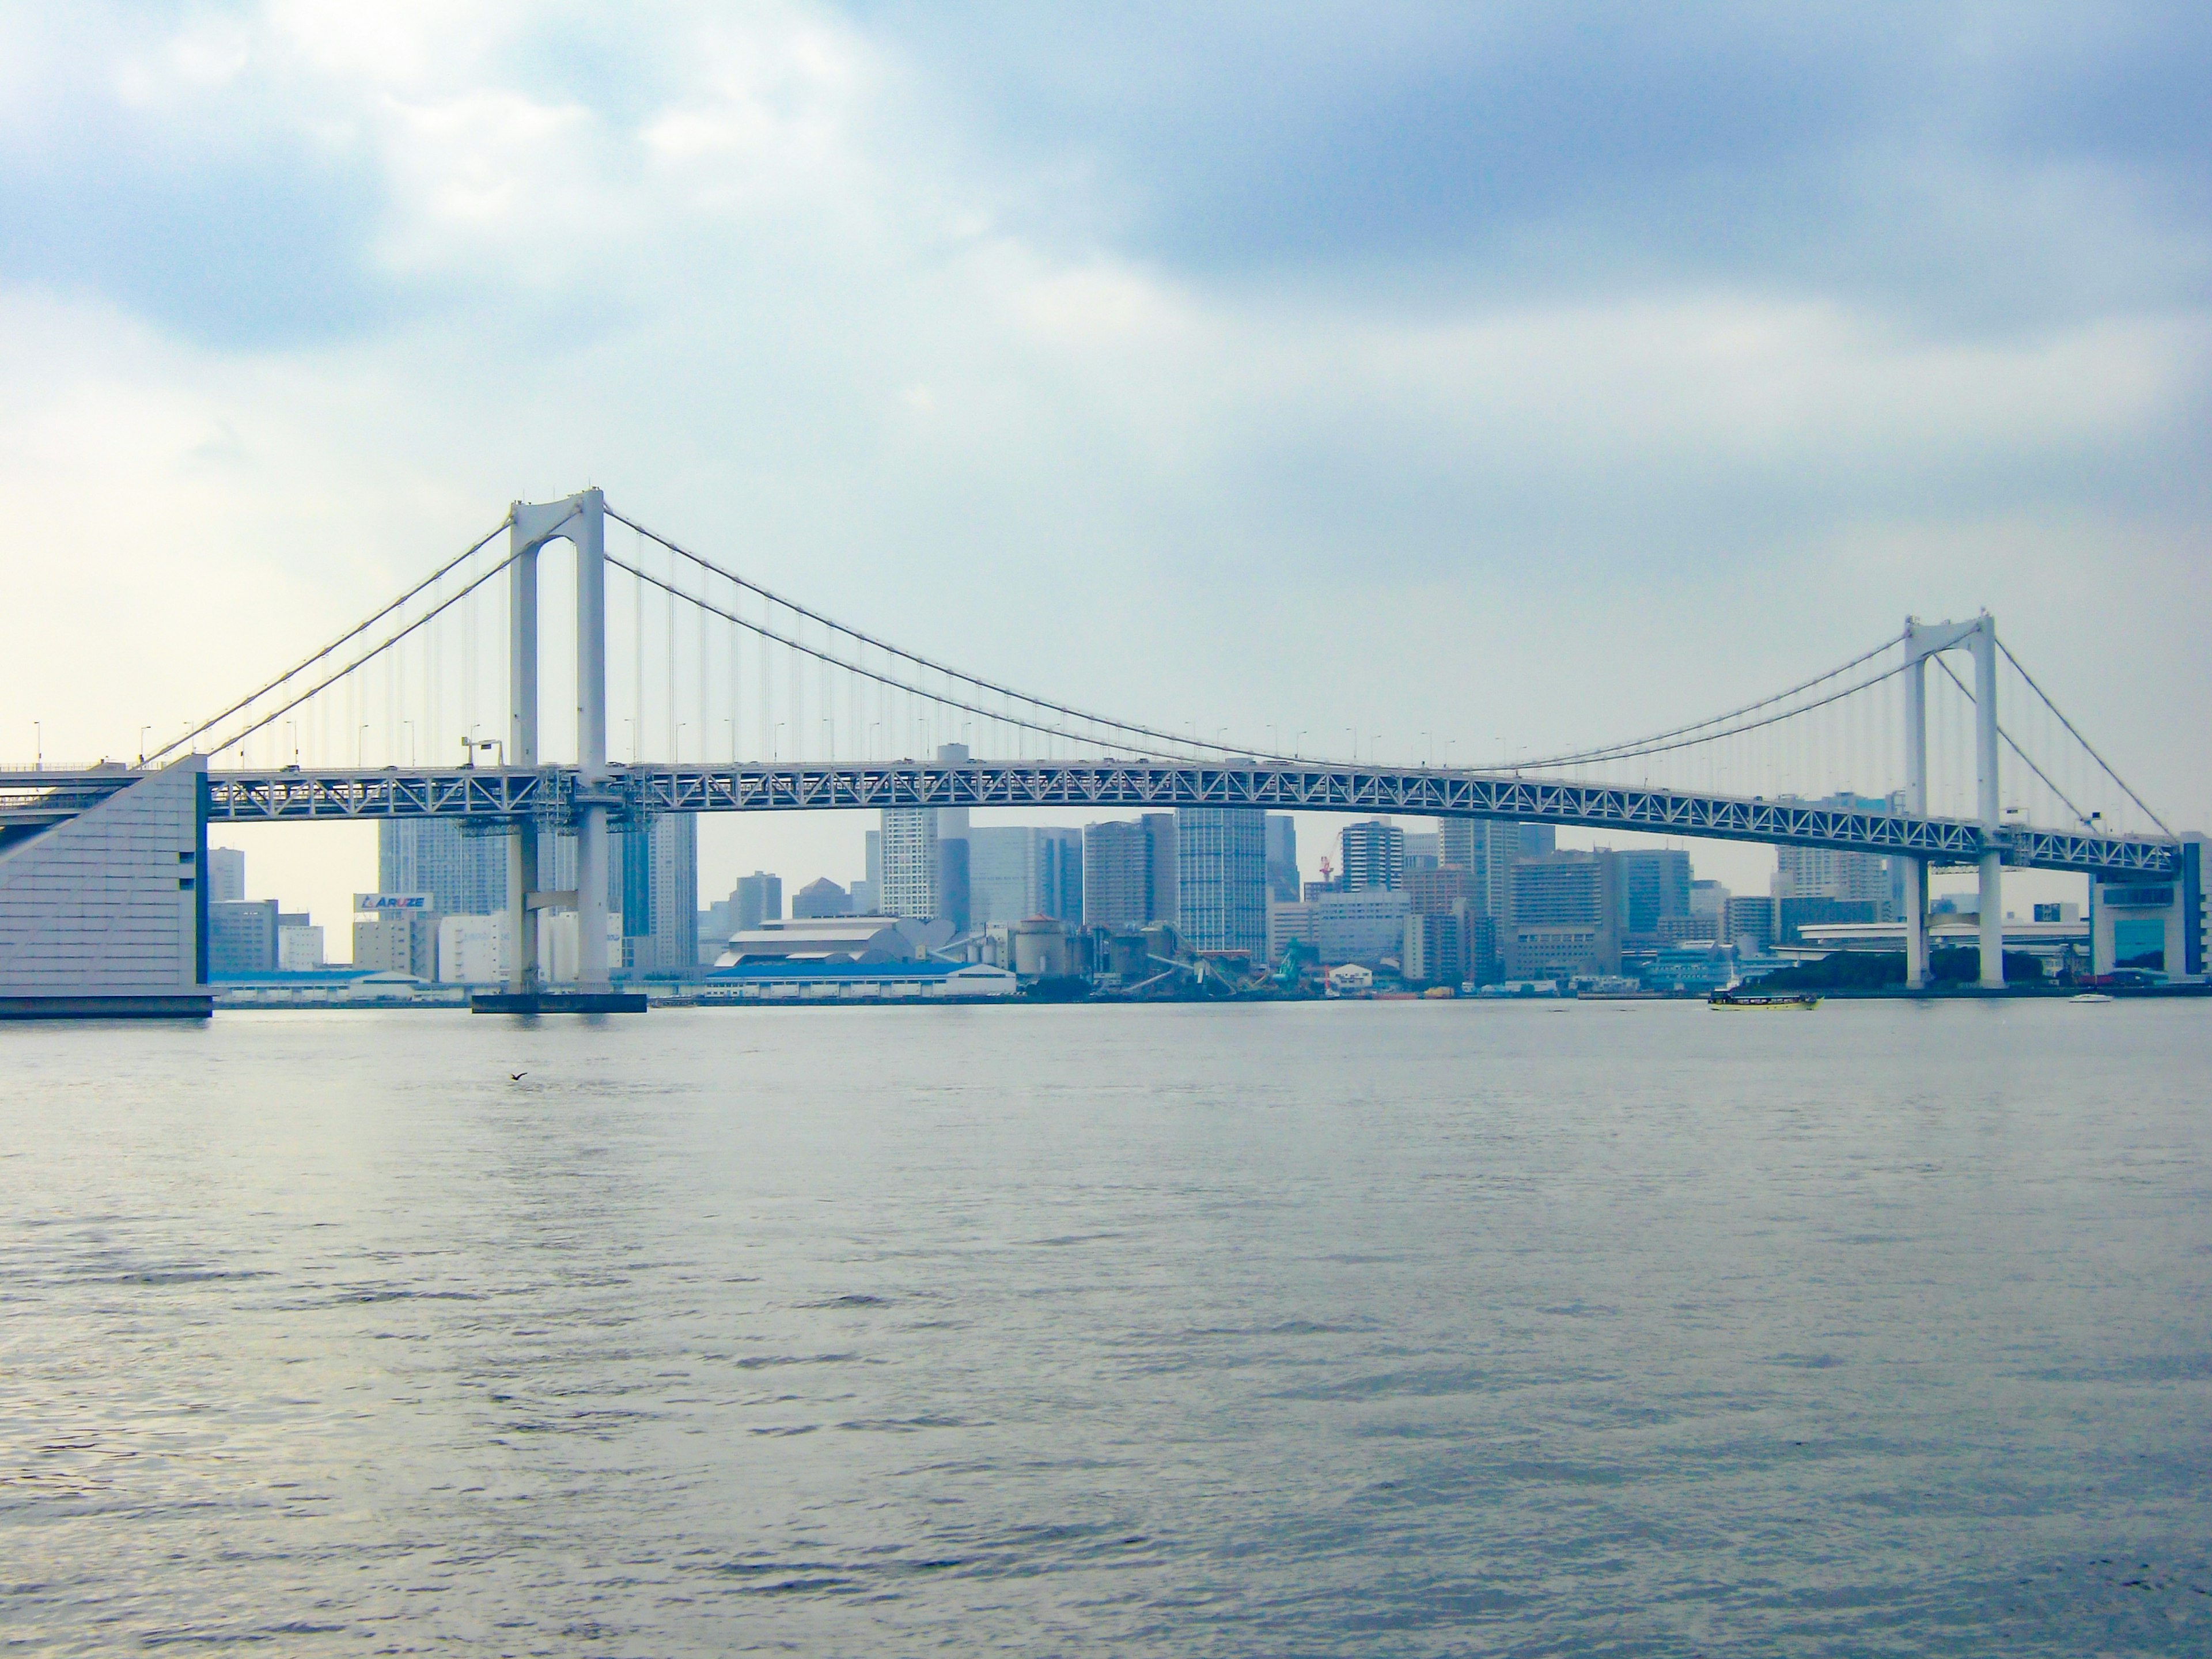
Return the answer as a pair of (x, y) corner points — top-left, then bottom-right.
(99, 760), (2169, 877)
(1, 762), (2172, 876)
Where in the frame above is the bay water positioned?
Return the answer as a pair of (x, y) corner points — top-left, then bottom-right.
(3, 1001), (2208, 1654)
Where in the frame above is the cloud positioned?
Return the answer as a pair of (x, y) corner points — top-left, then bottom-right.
(1, 0), (2207, 933)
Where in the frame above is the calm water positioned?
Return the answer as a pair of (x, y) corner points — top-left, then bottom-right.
(3, 1001), (2209, 1656)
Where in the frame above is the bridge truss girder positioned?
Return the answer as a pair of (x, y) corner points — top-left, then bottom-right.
(190, 762), (2179, 878)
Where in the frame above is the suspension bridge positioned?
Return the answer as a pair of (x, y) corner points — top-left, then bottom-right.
(0, 487), (2192, 1012)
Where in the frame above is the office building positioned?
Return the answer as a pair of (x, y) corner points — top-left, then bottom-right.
(734, 872), (783, 931)
(791, 877), (851, 919)
(880, 808), (940, 921)
(1520, 823), (1557, 859)
(1724, 895), (1777, 953)
(1340, 820), (1406, 892)
(438, 914), (515, 984)
(848, 878), (878, 915)
(206, 846), (246, 903)
(1403, 830), (1441, 872)
(1772, 795), (1895, 929)
(354, 902), (440, 979)
(1402, 907), (1470, 986)
(613, 812), (698, 975)
(1436, 819), (1521, 919)
(378, 819), (507, 916)
(1314, 889), (1412, 968)
(1619, 849), (1692, 934)
(1176, 806), (1267, 955)
(1507, 851), (1625, 980)
(1267, 900), (1317, 964)
(1690, 879), (1729, 921)
(937, 835), (972, 933)
(208, 900), (279, 977)
(1407, 865), (1481, 917)
(970, 826), (1083, 929)
(276, 918), (325, 972)
(1266, 815), (1300, 904)
(1083, 814), (1177, 930)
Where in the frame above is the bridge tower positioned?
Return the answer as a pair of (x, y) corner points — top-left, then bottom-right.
(506, 489), (613, 994)
(1902, 615), (2003, 990)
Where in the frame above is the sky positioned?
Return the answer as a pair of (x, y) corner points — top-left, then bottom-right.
(2, 2), (2206, 941)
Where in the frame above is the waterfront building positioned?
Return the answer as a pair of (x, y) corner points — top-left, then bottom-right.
(208, 899), (278, 977)
(880, 808), (939, 920)
(1618, 849), (1692, 934)
(378, 819), (506, 916)
(1723, 895), (1777, 954)
(614, 813), (698, 975)
(1314, 889), (1412, 968)
(969, 827), (1083, 929)
(1267, 900), (1317, 965)
(1507, 851), (1625, 980)
(206, 846), (246, 903)
(1436, 819), (1521, 919)
(1339, 820), (1406, 892)
(276, 919), (325, 972)
(717, 916), (917, 965)
(354, 899), (440, 979)
(734, 871), (783, 931)
(436, 913), (514, 984)
(1083, 815), (1176, 930)
(1266, 815), (1300, 904)
(1176, 807), (1268, 956)
(791, 877), (850, 919)
(1402, 906), (1469, 986)
(700, 960), (1018, 1003)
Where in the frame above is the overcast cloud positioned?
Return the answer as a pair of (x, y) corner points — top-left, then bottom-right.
(2, 2), (2206, 916)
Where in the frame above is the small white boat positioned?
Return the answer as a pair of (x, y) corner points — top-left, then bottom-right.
(2070, 992), (2115, 1004)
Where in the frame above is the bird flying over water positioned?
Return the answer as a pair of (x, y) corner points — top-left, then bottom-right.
(510, 1071), (527, 1081)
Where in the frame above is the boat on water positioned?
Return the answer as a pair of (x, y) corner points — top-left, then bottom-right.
(2070, 992), (2115, 1003)
(1709, 990), (1822, 1009)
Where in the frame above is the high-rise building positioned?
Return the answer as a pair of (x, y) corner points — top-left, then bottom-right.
(1176, 807), (1267, 955)
(971, 827), (1084, 928)
(1407, 865), (1481, 916)
(1313, 889), (1412, 967)
(1265, 815), (1300, 904)
(379, 820), (507, 916)
(206, 847), (246, 903)
(1691, 879), (1729, 921)
(1340, 820), (1406, 892)
(1772, 794), (1895, 922)
(734, 872), (783, 931)
(207, 900), (278, 977)
(613, 812), (699, 975)
(1723, 895), (1776, 953)
(1507, 851), (1624, 980)
(1618, 849), (1692, 934)
(880, 808), (939, 920)
(1403, 830), (1441, 872)
(1082, 814), (1177, 930)
(937, 836), (972, 933)
(1436, 819), (1520, 919)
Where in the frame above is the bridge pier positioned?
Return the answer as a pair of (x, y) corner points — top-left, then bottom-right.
(1902, 857), (1928, 990)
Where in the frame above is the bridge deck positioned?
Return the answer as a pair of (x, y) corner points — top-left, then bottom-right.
(99, 761), (2179, 877)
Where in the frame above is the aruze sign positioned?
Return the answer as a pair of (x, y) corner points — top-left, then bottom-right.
(355, 893), (434, 912)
